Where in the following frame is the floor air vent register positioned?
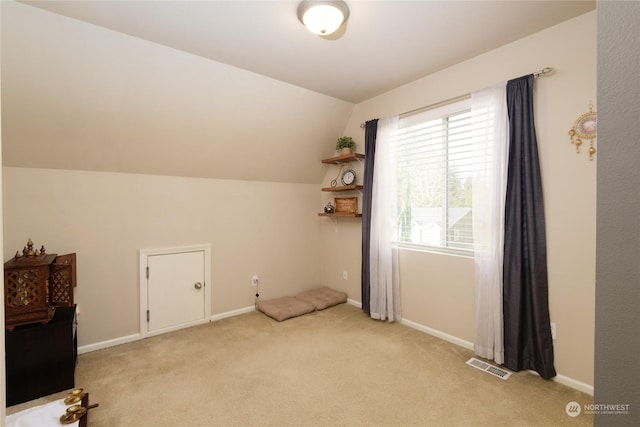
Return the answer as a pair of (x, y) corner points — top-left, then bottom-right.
(466, 357), (512, 380)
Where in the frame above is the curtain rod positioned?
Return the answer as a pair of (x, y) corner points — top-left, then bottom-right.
(360, 66), (555, 128)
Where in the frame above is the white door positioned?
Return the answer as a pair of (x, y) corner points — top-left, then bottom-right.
(140, 245), (211, 338)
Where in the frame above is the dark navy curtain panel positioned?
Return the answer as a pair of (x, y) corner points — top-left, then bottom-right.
(361, 119), (378, 315)
(503, 75), (556, 379)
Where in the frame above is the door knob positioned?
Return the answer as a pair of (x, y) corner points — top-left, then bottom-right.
(194, 282), (203, 290)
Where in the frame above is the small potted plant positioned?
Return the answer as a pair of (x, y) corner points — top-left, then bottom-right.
(336, 136), (355, 155)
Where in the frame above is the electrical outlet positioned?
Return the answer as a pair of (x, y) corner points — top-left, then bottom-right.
(343, 271), (348, 280)
(251, 275), (259, 287)
(550, 322), (557, 340)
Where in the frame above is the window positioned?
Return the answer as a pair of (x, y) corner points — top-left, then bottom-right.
(392, 98), (474, 253)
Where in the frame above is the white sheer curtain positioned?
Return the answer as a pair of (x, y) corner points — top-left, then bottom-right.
(471, 83), (509, 364)
(369, 116), (401, 322)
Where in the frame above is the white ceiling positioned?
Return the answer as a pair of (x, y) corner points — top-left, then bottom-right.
(22, 0), (595, 103)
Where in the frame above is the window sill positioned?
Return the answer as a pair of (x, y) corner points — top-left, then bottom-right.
(395, 243), (474, 259)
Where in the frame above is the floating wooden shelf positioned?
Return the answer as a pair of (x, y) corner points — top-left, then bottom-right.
(321, 153), (365, 165)
(318, 212), (363, 218)
(319, 153), (365, 220)
(321, 184), (364, 192)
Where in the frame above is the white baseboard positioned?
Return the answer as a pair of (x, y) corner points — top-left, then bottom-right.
(555, 374), (594, 396)
(527, 370), (594, 396)
(347, 298), (362, 308)
(210, 305), (256, 321)
(400, 316), (593, 396)
(400, 318), (475, 351)
(348, 299), (473, 351)
(78, 333), (140, 354)
(78, 306), (255, 354)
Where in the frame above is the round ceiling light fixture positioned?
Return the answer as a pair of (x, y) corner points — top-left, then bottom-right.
(297, 0), (350, 36)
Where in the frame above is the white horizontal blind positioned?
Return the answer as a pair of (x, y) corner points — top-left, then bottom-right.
(393, 98), (474, 252)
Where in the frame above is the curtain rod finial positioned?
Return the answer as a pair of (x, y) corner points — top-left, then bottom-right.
(534, 67), (555, 78)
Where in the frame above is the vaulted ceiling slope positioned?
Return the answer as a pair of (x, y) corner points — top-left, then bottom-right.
(1, 1), (595, 183)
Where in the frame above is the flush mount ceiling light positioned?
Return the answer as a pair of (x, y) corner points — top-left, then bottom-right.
(297, 0), (350, 36)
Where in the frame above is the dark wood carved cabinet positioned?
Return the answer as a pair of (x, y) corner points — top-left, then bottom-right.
(4, 239), (79, 405)
(5, 305), (78, 406)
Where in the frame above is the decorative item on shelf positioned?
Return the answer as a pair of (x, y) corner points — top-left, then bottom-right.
(331, 164), (345, 187)
(334, 197), (358, 214)
(324, 202), (335, 214)
(336, 136), (355, 155)
(330, 164), (351, 188)
(568, 103), (597, 161)
(341, 168), (356, 186)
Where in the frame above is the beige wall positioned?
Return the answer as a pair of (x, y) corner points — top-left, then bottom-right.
(322, 11), (597, 388)
(3, 167), (321, 346)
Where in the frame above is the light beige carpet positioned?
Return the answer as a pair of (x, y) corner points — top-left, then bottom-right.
(8, 304), (593, 426)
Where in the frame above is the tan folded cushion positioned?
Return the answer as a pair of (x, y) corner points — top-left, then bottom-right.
(295, 286), (348, 310)
(256, 296), (315, 322)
